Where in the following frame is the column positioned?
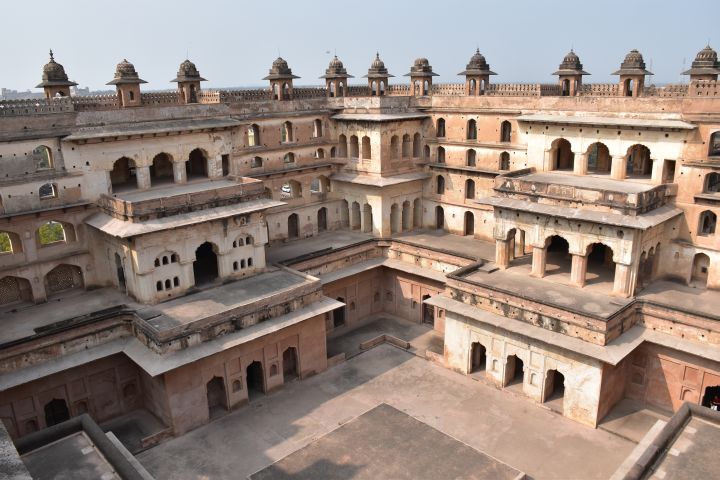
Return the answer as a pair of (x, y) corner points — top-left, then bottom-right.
(173, 161), (187, 184)
(136, 166), (151, 189)
(573, 152), (588, 175)
(530, 246), (547, 277)
(650, 158), (663, 185)
(571, 254), (588, 287)
(612, 263), (633, 298)
(514, 230), (526, 257)
(611, 155), (627, 180)
(209, 155), (223, 179)
(495, 239), (511, 270)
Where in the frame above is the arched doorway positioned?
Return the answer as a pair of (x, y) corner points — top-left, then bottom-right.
(186, 149), (208, 179)
(464, 211), (474, 236)
(470, 343), (486, 373)
(587, 143), (610, 174)
(362, 204), (373, 234)
(193, 242), (218, 286)
(422, 294), (434, 326)
(333, 297), (346, 328)
(288, 213), (299, 239)
(546, 235), (571, 277)
(246, 361), (265, 400)
(626, 145), (652, 178)
(350, 202), (361, 230)
(283, 347), (299, 382)
(552, 139), (573, 171)
(390, 204), (400, 234)
(44, 398), (70, 427)
(150, 153), (174, 185)
(402, 201), (412, 231)
(586, 243), (614, 286)
(115, 253), (126, 290)
(506, 355), (524, 387)
(435, 206), (445, 230)
(317, 208), (327, 232)
(544, 370), (565, 412)
(701, 385), (720, 408)
(110, 157), (136, 191)
(340, 200), (349, 228)
(413, 198), (422, 228)
(691, 253), (710, 288)
(206, 376), (228, 419)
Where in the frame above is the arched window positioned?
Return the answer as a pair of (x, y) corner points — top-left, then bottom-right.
(251, 156), (263, 168)
(402, 134), (411, 157)
(390, 136), (400, 160)
(709, 132), (720, 157)
(39, 183), (57, 200)
(467, 119), (477, 140)
(248, 124), (260, 147)
(349, 135), (360, 158)
(500, 121), (511, 143)
(466, 150), (476, 167)
(281, 121), (293, 143)
(313, 119), (323, 138)
(0, 232), (12, 254)
(437, 146), (446, 163)
(38, 221), (66, 245)
(500, 152), (510, 170)
(246, 235), (253, 245)
(281, 180), (302, 199)
(436, 175), (445, 195)
(330, 147), (336, 158)
(412, 133), (421, 158)
(465, 179), (475, 199)
(315, 148), (325, 159)
(699, 210), (717, 236)
(362, 136), (371, 160)
(436, 118), (446, 138)
(283, 152), (295, 164)
(33, 145), (53, 169)
(338, 134), (348, 157)
(705, 172), (720, 193)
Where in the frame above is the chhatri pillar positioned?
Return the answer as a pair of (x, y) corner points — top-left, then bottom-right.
(36, 50), (78, 99)
(553, 49), (589, 97)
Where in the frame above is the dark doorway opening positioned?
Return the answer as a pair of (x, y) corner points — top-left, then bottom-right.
(545, 370), (565, 401)
(246, 361), (265, 400)
(283, 347), (299, 382)
(702, 385), (720, 409)
(422, 294), (434, 326)
(333, 298), (346, 328)
(435, 206), (444, 230)
(44, 398), (70, 427)
(470, 343), (486, 373)
(193, 242), (218, 286)
(206, 376), (228, 419)
(115, 253), (126, 290)
(288, 213), (299, 239)
(186, 149), (207, 180)
(506, 355), (524, 386)
(317, 208), (327, 232)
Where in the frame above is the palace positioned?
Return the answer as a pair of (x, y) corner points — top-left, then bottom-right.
(1, 46), (720, 473)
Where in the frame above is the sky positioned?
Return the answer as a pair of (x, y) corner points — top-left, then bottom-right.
(1, 0), (717, 92)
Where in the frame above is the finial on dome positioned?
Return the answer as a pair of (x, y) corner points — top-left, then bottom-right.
(49, 49), (54, 61)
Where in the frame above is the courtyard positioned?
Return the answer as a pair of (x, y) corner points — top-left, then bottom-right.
(137, 343), (636, 479)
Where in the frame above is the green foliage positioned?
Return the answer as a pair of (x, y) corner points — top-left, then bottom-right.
(0, 232), (10, 253)
(39, 222), (65, 245)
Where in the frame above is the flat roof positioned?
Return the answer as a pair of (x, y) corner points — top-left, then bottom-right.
(318, 257), (446, 285)
(330, 171), (430, 186)
(476, 198), (682, 230)
(516, 114), (696, 130)
(516, 172), (656, 194)
(111, 178), (242, 202)
(331, 112), (429, 122)
(86, 198), (284, 237)
(64, 117), (242, 141)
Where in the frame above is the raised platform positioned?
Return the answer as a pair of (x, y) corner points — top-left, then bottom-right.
(249, 403), (523, 480)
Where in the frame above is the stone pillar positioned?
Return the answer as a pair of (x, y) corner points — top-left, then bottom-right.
(514, 230), (526, 257)
(650, 158), (663, 185)
(173, 161), (187, 184)
(573, 152), (588, 175)
(531, 246), (547, 277)
(611, 155), (627, 180)
(495, 239), (511, 269)
(571, 254), (589, 287)
(31, 277), (47, 303)
(209, 155), (223, 179)
(136, 166), (151, 189)
(612, 263), (633, 297)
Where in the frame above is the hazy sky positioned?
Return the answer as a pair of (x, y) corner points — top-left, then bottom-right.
(2, 0), (716, 91)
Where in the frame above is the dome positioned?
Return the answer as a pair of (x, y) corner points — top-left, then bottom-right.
(552, 49), (590, 76)
(263, 57), (300, 81)
(612, 49), (652, 76)
(36, 50), (77, 88)
(171, 59), (207, 83)
(458, 48), (497, 76)
(364, 52), (393, 79)
(320, 55), (353, 79)
(682, 45), (720, 76)
(406, 56), (438, 77)
(107, 59), (147, 85)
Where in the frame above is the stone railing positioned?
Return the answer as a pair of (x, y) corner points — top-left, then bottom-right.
(71, 94), (119, 111)
(293, 87), (327, 99)
(197, 90), (221, 104)
(387, 84), (411, 96)
(578, 83), (621, 97)
(486, 83), (542, 96)
(432, 83), (465, 96)
(140, 91), (180, 105)
(539, 84), (562, 96)
(0, 97), (73, 116)
(346, 85), (371, 96)
(645, 84), (688, 97)
(688, 79), (720, 97)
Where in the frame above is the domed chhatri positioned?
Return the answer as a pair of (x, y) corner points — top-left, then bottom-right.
(36, 50), (77, 99)
(107, 59), (148, 85)
(458, 48), (496, 76)
(612, 49), (652, 97)
(263, 57), (299, 101)
(364, 52), (393, 79)
(683, 45), (720, 81)
(172, 59), (206, 105)
(406, 57), (438, 77)
(405, 57), (438, 96)
(320, 55), (353, 98)
(553, 49), (590, 76)
(459, 49), (496, 96)
(107, 59), (146, 108)
(171, 59), (207, 83)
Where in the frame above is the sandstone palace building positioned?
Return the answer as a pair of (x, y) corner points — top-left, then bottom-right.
(1, 46), (719, 444)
